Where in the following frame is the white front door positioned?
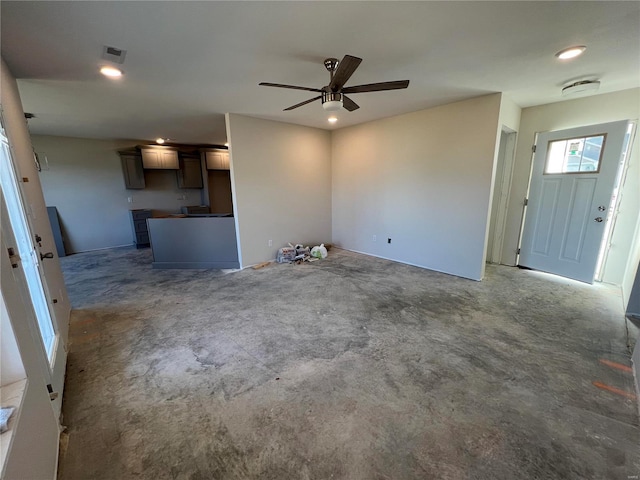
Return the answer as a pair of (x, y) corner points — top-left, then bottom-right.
(0, 131), (66, 416)
(519, 121), (629, 283)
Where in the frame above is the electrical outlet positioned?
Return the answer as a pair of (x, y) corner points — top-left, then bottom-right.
(268, 239), (273, 247)
(373, 235), (377, 242)
(127, 196), (133, 203)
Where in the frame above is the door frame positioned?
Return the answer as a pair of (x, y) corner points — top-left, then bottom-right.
(487, 127), (518, 264)
(0, 113), (67, 416)
(516, 120), (633, 283)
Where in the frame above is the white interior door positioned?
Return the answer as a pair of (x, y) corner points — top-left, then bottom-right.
(0, 131), (66, 416)
(519, 120), (629, 283)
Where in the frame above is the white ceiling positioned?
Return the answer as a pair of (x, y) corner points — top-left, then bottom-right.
(2, 1), (639, 145)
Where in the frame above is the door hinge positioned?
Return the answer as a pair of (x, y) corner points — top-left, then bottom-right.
(523, 198), (528, 206)
(516, 248), (521, 254)
(7, 247), (20, 268)
(532, 145), (537, 153)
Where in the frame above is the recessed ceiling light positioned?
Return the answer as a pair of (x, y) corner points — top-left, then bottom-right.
(328, 116), (338, 124)
(156, 138), (165, 144)
(555, 46), (586, 60)
(100, 66), (123, 77)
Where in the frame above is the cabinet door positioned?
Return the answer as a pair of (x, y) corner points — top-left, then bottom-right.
(141, 149), (162, 169)
(120, 154), (145, 189)
(141, 148), (179, 169)
(205, 151), (221, 170)
(177, 157), (203, 188)
(204, 150), (230, 170)
(160, 150), (179, 169)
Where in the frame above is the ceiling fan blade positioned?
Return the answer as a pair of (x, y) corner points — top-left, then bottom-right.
(284, 96), (322, 111)
(259, 82), (323, 93)
(342, 80), (410, 94)
(342, 95), (360, 112)
(329, 55), (362, 91)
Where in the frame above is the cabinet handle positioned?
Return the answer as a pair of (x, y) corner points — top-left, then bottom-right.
(40, 252), (54, 260)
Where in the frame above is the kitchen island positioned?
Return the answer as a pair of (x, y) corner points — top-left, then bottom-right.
(147, 215), (239, 269)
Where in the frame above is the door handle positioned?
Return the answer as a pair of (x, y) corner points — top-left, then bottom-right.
(594, 217), (603, 223)
(40, 252), (54, 260)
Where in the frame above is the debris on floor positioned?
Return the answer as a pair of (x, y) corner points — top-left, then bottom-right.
(252, 261), (272, 270)
(277, 243), (329, 264)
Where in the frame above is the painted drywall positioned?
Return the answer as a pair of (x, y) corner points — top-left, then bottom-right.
(332, 94), (502, 281)
(226, 114), (332, 268)
(1, 57), (63, 480)
(33, 135), (205, 253)
(485, 95), (522, 265)
(503, 88), (640, 304)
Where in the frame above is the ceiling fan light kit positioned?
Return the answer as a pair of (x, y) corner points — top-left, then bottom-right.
(322, 92), (343, 111)
(260, 54), (409, 113)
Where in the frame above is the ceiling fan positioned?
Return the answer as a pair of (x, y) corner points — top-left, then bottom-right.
(259, 55), (409, 112)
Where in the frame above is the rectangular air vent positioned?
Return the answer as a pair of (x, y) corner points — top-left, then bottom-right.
(102, 45), (127, 64)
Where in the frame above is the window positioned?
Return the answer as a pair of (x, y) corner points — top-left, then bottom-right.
(544, 134), (606, 174)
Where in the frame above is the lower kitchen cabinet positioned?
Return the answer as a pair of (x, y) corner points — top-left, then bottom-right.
(130, 209), (152, 248)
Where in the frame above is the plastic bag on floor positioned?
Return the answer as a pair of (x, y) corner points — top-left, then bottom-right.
(310, 244), (328, 259)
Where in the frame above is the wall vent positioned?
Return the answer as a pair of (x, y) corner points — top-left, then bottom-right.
(102, 45), (127, 64)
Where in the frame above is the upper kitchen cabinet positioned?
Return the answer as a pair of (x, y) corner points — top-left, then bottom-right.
(119, 151), (145, 189)
(177, 155), (203, 188)
(202, 148), (230, 170)
(140, 146), (179, 169)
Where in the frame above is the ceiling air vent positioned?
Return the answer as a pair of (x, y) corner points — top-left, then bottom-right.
(102, 45), (127, 64)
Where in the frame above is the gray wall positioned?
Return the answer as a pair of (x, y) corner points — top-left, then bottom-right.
(33, 136), (204, 253)
(226, 114), (332, 268)
(331, 94), (503, 281)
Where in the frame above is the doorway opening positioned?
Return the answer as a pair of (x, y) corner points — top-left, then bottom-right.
(595, 121), (637, 280)
(487, 128), (517, 265)
(518, 120), (633, 284)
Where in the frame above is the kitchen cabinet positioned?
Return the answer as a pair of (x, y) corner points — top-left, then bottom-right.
(130, 209), (152, 248)
(202, 149), (230, 170)
(140, 146), (179, 169)
(119, 152), (145, 189)
(177, 155), (203, 188)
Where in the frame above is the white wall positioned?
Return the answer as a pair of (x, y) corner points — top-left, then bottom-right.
(33, 135), (205, 253)
(503, 88), (640, 304)
(226, 114), (332, 268)
(332, 94), (502, 281)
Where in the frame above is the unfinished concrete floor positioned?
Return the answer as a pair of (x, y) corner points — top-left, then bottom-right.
(57, 247), (639, 480)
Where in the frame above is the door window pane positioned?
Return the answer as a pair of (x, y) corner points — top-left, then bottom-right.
(545, 134), (605, 174)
